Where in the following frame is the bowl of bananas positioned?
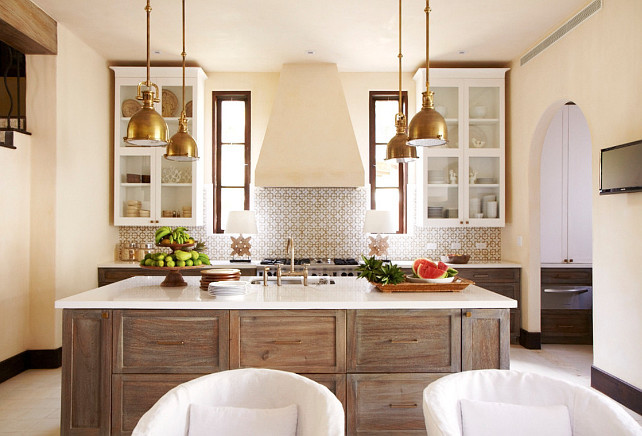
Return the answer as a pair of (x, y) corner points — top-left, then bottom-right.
(155, 226), (195, 250)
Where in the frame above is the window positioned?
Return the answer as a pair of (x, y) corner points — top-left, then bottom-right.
(213, 91), (251, 233)
(369, 91), (409, 233)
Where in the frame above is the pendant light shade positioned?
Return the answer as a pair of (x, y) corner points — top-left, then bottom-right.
(165, 0), (199, 161)
(385, 0), (418, 163)
(407, 0), (448, 147)
(124, 0), (169, 146)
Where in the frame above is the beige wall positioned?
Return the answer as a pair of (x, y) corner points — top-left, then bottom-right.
(504, 0), (642, 387)
(0, 133), (32, 361)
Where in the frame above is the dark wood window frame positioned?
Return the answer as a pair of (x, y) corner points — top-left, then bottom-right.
(212, 91), (251, 233)
(368, 90), (409, 234)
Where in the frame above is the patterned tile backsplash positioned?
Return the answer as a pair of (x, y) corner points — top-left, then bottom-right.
(118, 187), (501, 262)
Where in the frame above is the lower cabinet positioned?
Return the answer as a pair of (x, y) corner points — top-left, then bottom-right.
(62, 307), (509, 435)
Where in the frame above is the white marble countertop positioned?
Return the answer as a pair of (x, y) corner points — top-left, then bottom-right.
(98, 260), (521, 269)
(56, 276), (517, 310)
(541, 263), (592, 268)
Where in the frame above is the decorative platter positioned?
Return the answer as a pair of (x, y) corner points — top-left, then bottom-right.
(185, 100), (192, 117)
(140, 265), (205, 287)
(156, 242), (195, 251)
(370, 277), (474, 293)
(162, 89), (179, 117)
(121, 99), (141, 117)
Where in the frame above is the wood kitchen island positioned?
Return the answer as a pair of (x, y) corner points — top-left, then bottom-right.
(55, 276), (516, 435)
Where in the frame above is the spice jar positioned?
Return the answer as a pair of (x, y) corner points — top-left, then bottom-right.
(136, 242), (154, 261)
(121, 242), (137, 261)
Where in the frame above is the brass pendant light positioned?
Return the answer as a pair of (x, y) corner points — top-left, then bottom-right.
(165, 0), (199, 161)
(385, 0), (418, 163)
(124, 0), (169, 146)
(407, 0), (448, 147)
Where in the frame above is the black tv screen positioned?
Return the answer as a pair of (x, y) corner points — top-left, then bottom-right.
(599, 139), (642, 194)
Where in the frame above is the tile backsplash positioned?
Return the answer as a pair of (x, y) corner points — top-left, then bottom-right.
(118, 187), (501, 262)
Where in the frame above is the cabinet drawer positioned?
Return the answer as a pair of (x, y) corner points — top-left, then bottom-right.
(541, 268), (592, 285)
(541, 309), (592, 344)
(479, 283), (518, 300)
(113, 310), (229, 373)
(347, 310), (461, 373)
(456, 268), (519, 283)
(230, 310), (346, 373)
(112, 374), (202, 435)
(348, 373), (443, 435)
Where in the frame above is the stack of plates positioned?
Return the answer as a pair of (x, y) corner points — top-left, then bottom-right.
(139, 209), (150, 217)
(182, 206), (192, 218)
(427, 206), (444, 218)
(208, 281), (249, 296)
(200, 269), (241, 290)
(125, 200), (141, 217)
(428, 170), (445, 184)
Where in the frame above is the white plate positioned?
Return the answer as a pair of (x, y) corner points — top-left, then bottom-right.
(405, 275), (455, 284)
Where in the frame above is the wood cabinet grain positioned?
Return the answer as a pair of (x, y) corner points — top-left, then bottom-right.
(462, 308), (510, 370)
(347, 309), (461, 373)
(98, 266), (257, 287)
(62, 309), (112, 435)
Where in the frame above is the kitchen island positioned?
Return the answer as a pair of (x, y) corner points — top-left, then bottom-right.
(56, 276), (516, 435)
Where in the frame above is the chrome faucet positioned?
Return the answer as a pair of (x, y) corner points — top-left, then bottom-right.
(276, 237), (308, 286)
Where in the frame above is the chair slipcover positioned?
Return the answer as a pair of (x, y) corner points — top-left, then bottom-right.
(133, 368), (344, 436)
(423, 369), (642, 436)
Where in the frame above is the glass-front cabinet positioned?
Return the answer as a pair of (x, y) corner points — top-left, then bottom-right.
(414, 68), (508, 227)
(112, 67), (207, 226)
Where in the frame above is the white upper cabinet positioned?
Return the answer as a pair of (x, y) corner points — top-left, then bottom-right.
(111, 67), (207, 226)
(414, 68), (508, 227)
(540, 104), (593, 264)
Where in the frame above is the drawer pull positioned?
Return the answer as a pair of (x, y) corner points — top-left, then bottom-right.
(558, 325), (574, 328)
(272, 340), (302, 345)
(156, 340), (185, 346)
(389, 403), (418, 408)
(390, 339), (419, 344)
(475, 274), (489, 278)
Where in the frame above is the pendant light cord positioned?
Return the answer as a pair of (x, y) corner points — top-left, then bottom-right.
(145, 0), (152, 88)
(424, 0), (430, 93)
(181, 0), (186, 116)
(397, 0), (403, 118)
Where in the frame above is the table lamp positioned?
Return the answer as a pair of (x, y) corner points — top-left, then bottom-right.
(363, 210), (395, 260)
(225, 210), (258, 262)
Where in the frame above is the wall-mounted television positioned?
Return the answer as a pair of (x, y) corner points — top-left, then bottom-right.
(599, 139), (642, 195)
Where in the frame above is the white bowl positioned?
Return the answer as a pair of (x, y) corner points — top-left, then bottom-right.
(406, 275), (455, 283)
(470, 106), (487, 118)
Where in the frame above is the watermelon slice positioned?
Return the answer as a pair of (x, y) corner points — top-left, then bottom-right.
(412, 258), (434, 275)
(437, 261), (448, 271)
(417, 262), (448, 279)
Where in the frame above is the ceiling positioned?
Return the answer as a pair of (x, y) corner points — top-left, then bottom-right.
(31, 0), (590, 72)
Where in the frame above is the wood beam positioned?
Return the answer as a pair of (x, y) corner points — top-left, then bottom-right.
(0, 0), (56, 54)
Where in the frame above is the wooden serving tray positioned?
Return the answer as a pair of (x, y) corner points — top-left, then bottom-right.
(372, 277), (474, 293)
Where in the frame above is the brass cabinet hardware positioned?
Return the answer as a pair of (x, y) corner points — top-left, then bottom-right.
(465, 220), (469, 224)
(272, 340), (302, 345)
(156, 340), (185, 345)
(390, 339), (419, 344)
(475, 274), (489, 278)
(101, 312), (109, 319)
(558, 325), (574, 328)
(389, 403), (417, 408)
(465, 311), (472, 317)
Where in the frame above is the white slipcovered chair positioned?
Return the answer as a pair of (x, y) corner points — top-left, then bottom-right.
(132, 368), (344, 436)
(423, 369), (642, 436)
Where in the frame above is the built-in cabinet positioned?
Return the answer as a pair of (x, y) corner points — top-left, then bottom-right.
(414, 68), (508, 227)
(540, 104), (592, 264)
(62, 307), (509, 435)
(111, 67), (207, 226)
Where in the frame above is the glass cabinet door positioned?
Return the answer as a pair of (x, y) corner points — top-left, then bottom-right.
(467, 156), (500, 221)
(118, 154), (152, 221)
(425, 156), (460, 222)
(159, 157), (193, 220)
(432, 86), (459, 149)
(468, 86), (500, 149)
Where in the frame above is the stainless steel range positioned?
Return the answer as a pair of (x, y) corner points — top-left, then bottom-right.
(259, 258), (360, 277)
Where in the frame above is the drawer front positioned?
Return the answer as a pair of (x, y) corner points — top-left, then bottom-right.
(541, 268), (592, 285)
(348, 373), (443, 435)
(347, 310), (461, 373)
(113, 310), (229, 373)
(479, 283), (518, 300)
(112, 374), (202, 435)
(230, 310), (346, 373)
(456, 268), (519, 283)
(541, 309), (592, 343)
(510, 309), (520, 340)
(302, 373), (347, 413)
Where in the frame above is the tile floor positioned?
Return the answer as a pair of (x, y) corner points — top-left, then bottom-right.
(0, 344), (639, 434)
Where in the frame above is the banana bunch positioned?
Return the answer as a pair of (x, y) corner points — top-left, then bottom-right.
(155, 226), (194, 245)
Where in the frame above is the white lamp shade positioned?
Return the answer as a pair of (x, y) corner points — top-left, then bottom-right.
(363, 210), (395, 234)
(225, 210), (258, 234)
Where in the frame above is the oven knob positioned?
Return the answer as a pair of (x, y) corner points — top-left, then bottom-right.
(323, 273), (328, 276)
(348, 272), (354, 276)
(312, 273), (317, 276)
(341, 272), (347, 276)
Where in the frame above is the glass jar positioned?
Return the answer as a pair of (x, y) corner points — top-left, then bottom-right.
(136, 242), (154, 261)
(121, 242), (137, 261)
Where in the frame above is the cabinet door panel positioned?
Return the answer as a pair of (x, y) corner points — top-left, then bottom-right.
(462, 309), (510, 370)
(113, 310), (228, 373)
(454, 268), (518, 283)
(348, 373), (444, 435)
(347, 309), (461, 373)
(112, 374), (202, 435)
(230, 310), (346, 373)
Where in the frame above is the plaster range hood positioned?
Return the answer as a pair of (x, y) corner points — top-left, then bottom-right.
(255, 63), (364, 187)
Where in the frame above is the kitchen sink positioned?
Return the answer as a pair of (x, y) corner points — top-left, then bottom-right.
(249, 277), (335, 285)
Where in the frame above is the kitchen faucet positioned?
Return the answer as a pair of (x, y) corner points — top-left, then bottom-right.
(275, 237), (308, 286)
